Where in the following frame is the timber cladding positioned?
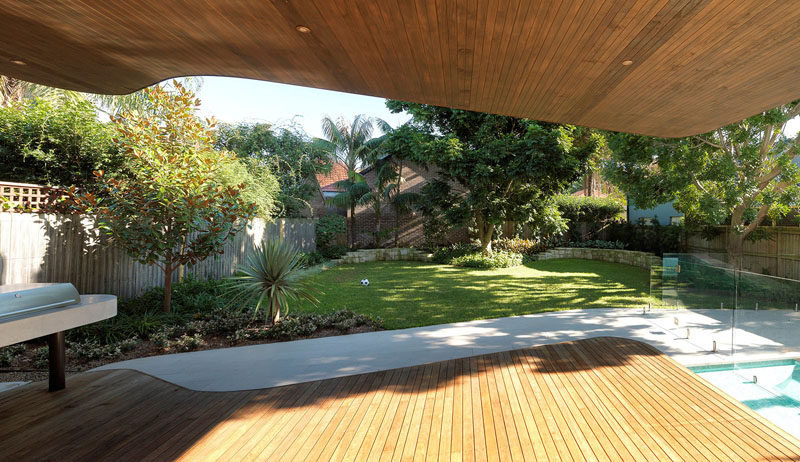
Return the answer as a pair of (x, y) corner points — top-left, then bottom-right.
(2, 1), (800, 136)
(0, 213), (315, 298)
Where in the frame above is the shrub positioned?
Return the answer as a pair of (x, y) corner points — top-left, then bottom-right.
(554, 195), (625, 223)
(301, 251), (327, 267)
(0, 344), (25, 367)
(450, 251), (523, 269)
(492, 237), (548, 256)
(569, 240), (626, 250)
(228, 309), (382, 342)
(605, 221), (685, 256)
(432, 243), (480, 264)
(316, 214), (346, 248)
(318, 244), (348, 260)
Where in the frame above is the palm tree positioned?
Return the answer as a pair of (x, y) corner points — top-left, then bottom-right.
(316, 115), (375, 173)
(315, 115), (382, 246)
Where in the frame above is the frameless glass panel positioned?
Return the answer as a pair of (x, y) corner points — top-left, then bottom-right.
(649, 253), (736, 360)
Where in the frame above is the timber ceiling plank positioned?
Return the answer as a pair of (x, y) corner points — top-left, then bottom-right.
(1, 0), (799, 136)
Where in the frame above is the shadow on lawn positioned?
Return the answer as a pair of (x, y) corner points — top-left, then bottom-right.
(310, 260), (651, 327)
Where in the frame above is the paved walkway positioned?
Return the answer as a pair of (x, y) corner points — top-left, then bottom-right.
(95, 308), (800, 391)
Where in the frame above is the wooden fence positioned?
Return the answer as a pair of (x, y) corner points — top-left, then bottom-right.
(0, 213), (315, 299)
(687, 226), (800, 280)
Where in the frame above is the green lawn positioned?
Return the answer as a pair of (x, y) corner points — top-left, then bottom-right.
(298, 258), (651, 329)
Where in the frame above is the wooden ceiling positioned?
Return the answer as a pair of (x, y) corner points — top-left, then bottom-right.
(1, 1), (799, 137)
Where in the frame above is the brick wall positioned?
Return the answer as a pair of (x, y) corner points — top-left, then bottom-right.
(351, 160), (468, 248)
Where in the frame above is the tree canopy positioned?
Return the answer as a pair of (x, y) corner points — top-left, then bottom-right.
(0, 98), (123, 189)
(216, 121), (330, 217)
(70, 83), (258, 312)
(605, 101), (800, 267)
(386, 101), (595, 252)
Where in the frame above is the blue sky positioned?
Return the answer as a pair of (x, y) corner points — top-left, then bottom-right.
(196, 76), (410, 139)
(195, 76), (800, 139)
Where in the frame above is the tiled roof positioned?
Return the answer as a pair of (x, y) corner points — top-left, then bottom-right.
(316, 162), (350, 192)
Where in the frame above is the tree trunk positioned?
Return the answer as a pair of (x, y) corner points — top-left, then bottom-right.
(162, 264), (174, 313)
(502, 221), (515, 239)
(271, 298), (281, 325)
(375, 204), (382, 247)
(349, 205), (355, 248)
(394, 160), (404, 247)
(726, 229), (744, 271)
(476, 214), (494, 254)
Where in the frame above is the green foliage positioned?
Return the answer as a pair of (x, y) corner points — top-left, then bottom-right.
(68, 83), (258, 312)
(228, 239), (319, 324)
(316, 214), (346, 248)
(386, 101), (594, 252)
(450, 251), (523, 269)
(432, 243), (480, 264)
(0, 98), (123, 188)
(214, 155), (279, 218)
(327, 160), (400, 246)
(0, 344), (25, 367)
(319, 244), (348, 260)
(569, 240), (627, 250)
(230, 310), (382, 342)
(605, 101), (800, 264)
(553, 194), (625, 223)
(605, 221), (685, 256)
(216, 121), (330, 217)
(492, 237), (548, 256)
(301, 251), (327, 267)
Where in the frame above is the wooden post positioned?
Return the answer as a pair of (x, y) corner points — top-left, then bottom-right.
(47, 331), (65, 392)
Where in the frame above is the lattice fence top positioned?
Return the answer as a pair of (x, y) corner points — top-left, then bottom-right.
(0, 182), (64, 212)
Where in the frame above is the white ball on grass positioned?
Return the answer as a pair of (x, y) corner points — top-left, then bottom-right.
(360, 278), (370, 286)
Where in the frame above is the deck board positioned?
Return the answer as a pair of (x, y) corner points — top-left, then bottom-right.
(1, 337), (799, 461)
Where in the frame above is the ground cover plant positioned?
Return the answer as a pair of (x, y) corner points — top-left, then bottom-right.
(298, 259), (651, 329)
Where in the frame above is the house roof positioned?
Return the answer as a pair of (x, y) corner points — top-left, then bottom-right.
(316, 162), (349, 193)
(2, 2), (800, 137)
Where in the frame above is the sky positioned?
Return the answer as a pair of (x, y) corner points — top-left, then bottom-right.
(195, 75), (800, 139)
(196, 76), (410, 138)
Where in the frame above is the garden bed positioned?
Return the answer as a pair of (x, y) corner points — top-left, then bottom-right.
(0, 277), (383, 384)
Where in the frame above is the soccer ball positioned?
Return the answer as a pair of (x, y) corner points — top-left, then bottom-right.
(360, 278), (370, 286)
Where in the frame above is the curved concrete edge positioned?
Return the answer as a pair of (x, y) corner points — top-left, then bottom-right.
(91, 308), (800, 392)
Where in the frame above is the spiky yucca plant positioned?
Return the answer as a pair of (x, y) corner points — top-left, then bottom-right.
(228, 239), (318, 325)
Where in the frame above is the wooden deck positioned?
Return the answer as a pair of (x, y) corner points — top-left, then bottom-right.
(2, 337), (799, 461)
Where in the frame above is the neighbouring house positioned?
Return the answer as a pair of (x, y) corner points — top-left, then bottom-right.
(627, 199), (683, 226)
(309, 162), (349, 219)
(312, 157), (467, 248)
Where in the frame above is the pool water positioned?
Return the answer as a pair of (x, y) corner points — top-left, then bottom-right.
(691, 360), (800, 439)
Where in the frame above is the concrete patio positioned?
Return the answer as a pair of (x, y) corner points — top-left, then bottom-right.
(94, 308), (800, 391)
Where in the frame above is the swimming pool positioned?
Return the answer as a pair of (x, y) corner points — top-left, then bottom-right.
(690, 359), (800, 439)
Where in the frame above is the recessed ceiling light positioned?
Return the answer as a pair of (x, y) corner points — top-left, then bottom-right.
(622, 60), (634, 66)
(295, 25), (311, 34)
(10, 59), (26, 66)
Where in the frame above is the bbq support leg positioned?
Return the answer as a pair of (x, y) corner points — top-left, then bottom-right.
(47, 331), (65, 392)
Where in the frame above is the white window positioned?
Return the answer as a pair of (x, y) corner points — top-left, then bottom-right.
(670, 216), (683, 225)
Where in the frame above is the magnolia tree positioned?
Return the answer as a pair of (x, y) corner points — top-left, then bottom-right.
(70, 83), (257, 312)
(606, 101), (800, 269)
